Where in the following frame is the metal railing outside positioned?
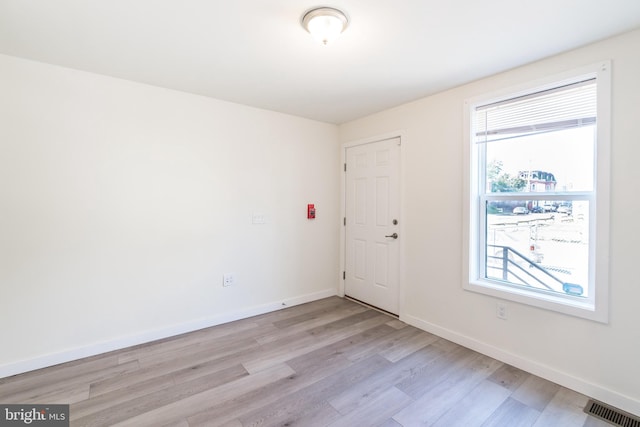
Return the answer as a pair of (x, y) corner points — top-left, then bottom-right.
(487, 244), (565, 292)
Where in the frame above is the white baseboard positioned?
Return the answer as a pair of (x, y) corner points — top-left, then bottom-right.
(0, 288), (337, 379)
(400, 313), (640, 417)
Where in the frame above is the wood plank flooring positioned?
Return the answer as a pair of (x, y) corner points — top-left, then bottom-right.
(0, 297), (608, 427)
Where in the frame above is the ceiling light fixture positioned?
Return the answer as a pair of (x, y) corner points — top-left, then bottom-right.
(301, 7), (349, 45)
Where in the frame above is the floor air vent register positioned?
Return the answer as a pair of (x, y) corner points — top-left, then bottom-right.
(584, 400), (640, 427)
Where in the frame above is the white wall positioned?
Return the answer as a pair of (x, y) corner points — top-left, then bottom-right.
(339, 29), (640, 415)
(0, 54), (340, 376)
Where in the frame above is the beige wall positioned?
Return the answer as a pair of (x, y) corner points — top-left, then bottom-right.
(0, 54), (340, 375)
(339, 29), (640, 414)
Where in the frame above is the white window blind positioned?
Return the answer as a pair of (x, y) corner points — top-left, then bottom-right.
(474, 78), (596, 143)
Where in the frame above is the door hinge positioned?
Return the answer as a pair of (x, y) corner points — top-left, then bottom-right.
(343, 217), (346, 226)
(344, 163), (347, 172)
(343, 271), (346, 280)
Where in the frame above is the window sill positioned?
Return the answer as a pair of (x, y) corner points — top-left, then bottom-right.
(464, 278), (607, 323)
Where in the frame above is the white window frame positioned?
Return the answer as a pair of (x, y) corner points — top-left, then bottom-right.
(462, 61), (611, 323)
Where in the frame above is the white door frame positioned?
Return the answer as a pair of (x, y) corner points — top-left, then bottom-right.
(339, 130), (406, 316)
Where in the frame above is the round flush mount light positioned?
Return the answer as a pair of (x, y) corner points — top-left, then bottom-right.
(301, 7), (349, 45)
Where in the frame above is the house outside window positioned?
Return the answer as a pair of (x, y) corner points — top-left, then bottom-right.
(463, 62), (611, 322)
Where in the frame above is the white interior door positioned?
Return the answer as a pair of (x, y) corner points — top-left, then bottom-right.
(345, 137), (400, 314)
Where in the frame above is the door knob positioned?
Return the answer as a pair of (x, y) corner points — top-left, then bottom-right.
(385, 233), (398, 239)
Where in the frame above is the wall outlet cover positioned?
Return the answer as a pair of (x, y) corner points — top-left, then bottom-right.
(497, 303), (508, 320)
(223, 274), (235, 287)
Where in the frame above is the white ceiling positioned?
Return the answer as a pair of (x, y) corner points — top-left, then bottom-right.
(1, 1), (639, 124)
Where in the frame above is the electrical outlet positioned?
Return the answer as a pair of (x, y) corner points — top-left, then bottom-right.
(497, 303), (508, 320)
(223, 273), (235, 287)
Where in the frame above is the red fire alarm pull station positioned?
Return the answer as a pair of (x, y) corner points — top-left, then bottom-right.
(307, 204), (316, 219)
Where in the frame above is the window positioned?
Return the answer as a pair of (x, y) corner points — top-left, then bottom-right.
(463, 62), (610, 322)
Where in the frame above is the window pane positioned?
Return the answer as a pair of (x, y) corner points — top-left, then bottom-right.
(485, 126), (595, 193)
(485, 200), (589, 297)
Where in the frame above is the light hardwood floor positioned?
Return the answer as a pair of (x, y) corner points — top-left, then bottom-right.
(0, 297), (609, 427)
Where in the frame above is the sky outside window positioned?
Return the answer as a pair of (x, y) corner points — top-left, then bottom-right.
(485, 125), (595, 192)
